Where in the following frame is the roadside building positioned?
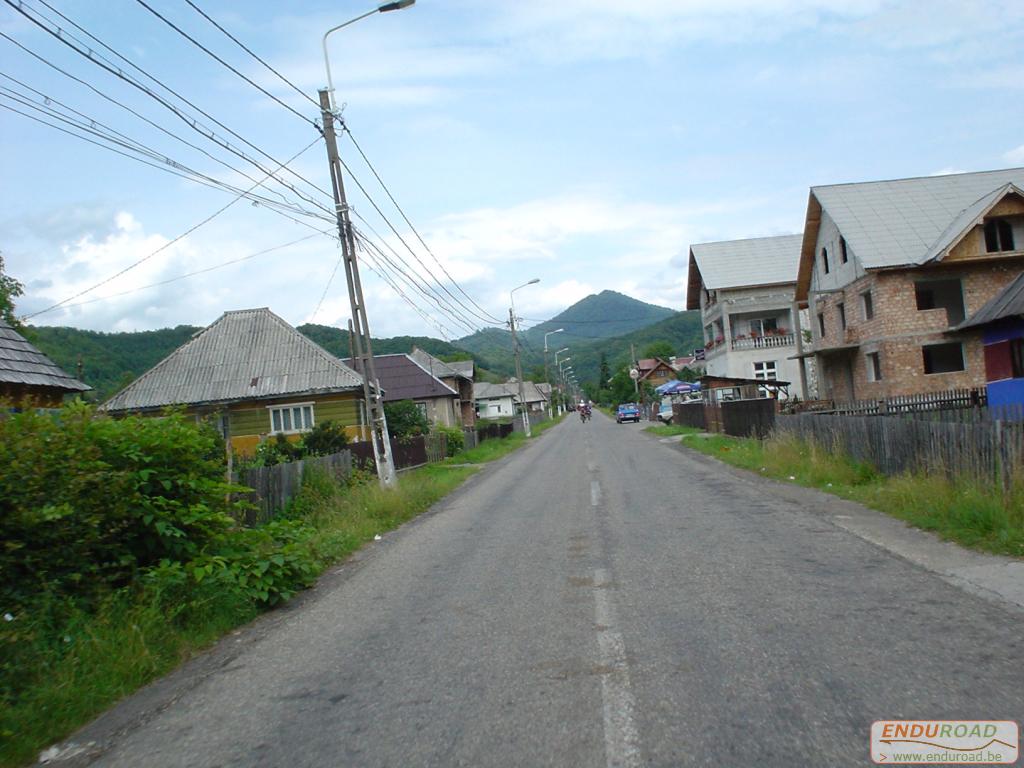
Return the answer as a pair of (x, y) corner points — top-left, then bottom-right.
(686, 234), (809, 398)
(474, 382), (516, 419)
(636, 358), (676, 389)
(954, 271), (1024, 409)
(343, 353), (460, 428)
(102, 308), (366, 455)
(795, 168), (1024, 401)
(0, 318), (90, 406)
(408, 347), (476, 427)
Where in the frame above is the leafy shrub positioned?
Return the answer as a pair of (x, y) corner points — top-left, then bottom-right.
(384, 399), (429, 441)
(433, 424), (465, 457)
(301, 419), (349, 457)
(0, 402), (242, 609)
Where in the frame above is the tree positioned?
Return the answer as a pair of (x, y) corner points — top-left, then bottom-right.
(641, 340), (675, 361)
(0, 253), (25, 329)
(383, 400), (429, 441)
(598, 352), (610, 389)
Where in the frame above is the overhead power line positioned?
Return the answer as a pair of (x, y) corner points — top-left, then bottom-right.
(41, 231), (331, 312)
(23, 138), (328, 320)
(338, 153), (501, 328)
(182, 0), (318, 109)
(131, 0), (316, 127)
(15, 0), (333, 210)
(343, 126), (505, 325)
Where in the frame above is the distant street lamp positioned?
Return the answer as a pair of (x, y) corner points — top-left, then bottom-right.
(543, 328), (564, 418)
(510, 279), (540, 436)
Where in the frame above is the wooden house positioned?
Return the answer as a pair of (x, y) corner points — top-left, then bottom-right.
(0, 319), (90, 406)
(101, 308), (367, 455)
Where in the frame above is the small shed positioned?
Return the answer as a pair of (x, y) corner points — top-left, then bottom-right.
(955, 271), (1024, 409)
(0, 319), (90, 406)
(700, 374), (790, 404)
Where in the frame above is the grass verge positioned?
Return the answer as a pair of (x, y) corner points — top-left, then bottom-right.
(679, 432), (1024, 558)
(447, 413), (565, 465)
(644, 424), (701, 438)
(0, 464), (476, 768)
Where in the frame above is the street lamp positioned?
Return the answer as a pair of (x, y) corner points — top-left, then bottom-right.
(509, 279), (540, 436)
(318, 1), (414, 489)
(323, 1), (416, 110)
(543, 328), (563, 418)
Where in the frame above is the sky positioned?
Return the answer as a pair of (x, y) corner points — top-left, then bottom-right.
(2, 0), (1023, 339)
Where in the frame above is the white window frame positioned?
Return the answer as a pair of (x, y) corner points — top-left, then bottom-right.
(866, 352), (882, 382)
(267, 401), (315, 435)
(861, 290), (874, 321)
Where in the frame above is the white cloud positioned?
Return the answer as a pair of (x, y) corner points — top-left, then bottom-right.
(1005, 145), (1024, 165)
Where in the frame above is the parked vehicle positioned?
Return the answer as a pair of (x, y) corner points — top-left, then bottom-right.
(616, 403), (640, 423)
(657, 404), (674, 424)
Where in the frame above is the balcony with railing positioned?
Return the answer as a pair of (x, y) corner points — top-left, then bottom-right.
(730, 332), (796, 351)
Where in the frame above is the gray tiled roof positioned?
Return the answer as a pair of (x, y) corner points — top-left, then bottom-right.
(343, 353), (457, 402)
(408, 347), (467, 380)
(812, 168), (1024, 269)
(102, 308), (363, 412)
(474, 380), (547, 404)
(446, 359), (474, 379)
(957, 272), (1024, 330)
(690, 234), (803, 291)
(0, 319), (90, 393)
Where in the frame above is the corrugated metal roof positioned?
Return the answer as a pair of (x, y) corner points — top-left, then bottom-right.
(102, 308), (363, 412)
(0, 319), (90, 392)
(957, 271), (1024, 329)
(689, 234), (803, 291)
(343, 353), (457, 402)
(812, 168), (1024, 269)
(474, 380), (546, 404)
(447, 360), (474, 378)
(408, 347), (465, 380)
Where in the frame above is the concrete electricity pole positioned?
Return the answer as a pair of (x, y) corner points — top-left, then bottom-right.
(319, 89), (396, 488)
(510, 279), (539, 437)
(543, 328), (563, 419)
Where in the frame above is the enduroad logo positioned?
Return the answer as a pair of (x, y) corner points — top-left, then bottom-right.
(871, 721), (1018, 764)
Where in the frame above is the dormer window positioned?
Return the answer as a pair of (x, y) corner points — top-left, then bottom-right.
(821, 247), (830, 274)
(984, 220), (1015, 253)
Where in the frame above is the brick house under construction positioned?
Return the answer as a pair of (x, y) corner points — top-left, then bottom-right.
(794, 168), (1024, 402)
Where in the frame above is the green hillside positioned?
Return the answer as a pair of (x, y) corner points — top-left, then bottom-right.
(24, 324), (201, 403)
(24, 292), (698, 403)
(522, 290), (675, 348)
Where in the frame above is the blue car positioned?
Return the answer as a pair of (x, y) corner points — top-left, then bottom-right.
(616, 403), (640, 423)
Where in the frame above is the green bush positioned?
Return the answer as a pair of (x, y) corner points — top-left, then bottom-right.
(301, 419), (349, 457)
(0, 402), (242, 610)
(384, 400), (429, 441)
(433, 425), (465, 457)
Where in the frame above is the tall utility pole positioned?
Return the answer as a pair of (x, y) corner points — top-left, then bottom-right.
(319, 89), (396, 488)
(509, 307), (531, 437)
(543, 328), (563, 419)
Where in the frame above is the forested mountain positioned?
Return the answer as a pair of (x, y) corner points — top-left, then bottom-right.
(24, 324), (201, 403)
(521, 290), (676, 348)
(24, 292), (699, 403)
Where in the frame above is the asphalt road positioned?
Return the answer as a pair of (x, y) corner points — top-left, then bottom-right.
(78, 412), (1023, 767)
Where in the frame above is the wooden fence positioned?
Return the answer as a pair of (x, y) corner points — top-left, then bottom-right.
(673, 402), (706, 430)
(775, 412), (1024, 492)
(721, 398), (776, 439)
(791, 387), (987, 416)
(477, 421), (514, 441)
(234, 450), (352, 525)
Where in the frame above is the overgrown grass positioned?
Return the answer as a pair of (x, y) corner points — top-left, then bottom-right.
(0, 464), (476, 768)
(446, 414), (565, 465)
(644, 424), (701, 438)
(680, 432), (1024, 557)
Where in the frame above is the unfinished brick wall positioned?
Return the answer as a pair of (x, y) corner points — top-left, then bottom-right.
(811, 257), (1024, 399)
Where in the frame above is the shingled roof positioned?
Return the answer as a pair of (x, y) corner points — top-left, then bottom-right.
(957, 272), (1024, 330)
(102, 308), (364, 412)
(0, 319), (90, 394)
(408, 347), (469, 381)
(797, 167), (1024, 300)
(342, 353), (457, 402)
(686, 234), (803, 310)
